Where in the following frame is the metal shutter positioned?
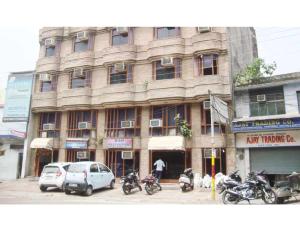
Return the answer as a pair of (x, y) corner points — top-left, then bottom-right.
(250, 147), (300, 174)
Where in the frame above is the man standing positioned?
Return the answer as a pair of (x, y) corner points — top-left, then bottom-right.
(154, 158), (165, 183)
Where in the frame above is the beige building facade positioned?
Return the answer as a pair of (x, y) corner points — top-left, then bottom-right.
(28, 27), (257, 181)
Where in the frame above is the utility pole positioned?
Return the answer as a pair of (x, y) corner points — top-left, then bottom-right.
(209, 90), (216, 200)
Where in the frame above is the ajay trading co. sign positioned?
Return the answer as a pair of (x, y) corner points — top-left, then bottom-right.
(236, 130), (300, 148)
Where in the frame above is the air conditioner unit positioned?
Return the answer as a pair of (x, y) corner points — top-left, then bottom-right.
(122, 151), (133, 159)
(204, 149), (220, 158)
(121, 120), (135, 128)
(76, 31), (89, 41)
(39, 73), (52, 82)
(78, 122), (92, 129)
(197, 27), (211, 33)
(43, 123), (55, 131)
(41, 132), (48, 138)
(73, 68), (84, 78)
(161, 57), (174, 66)
(114, 62), (126, 72)
(116, 27), (128, 35)
(150, 119), (163, 127)
(44, 38), (56, 47)
(257, 94), (266, 102)
(77, 151), (89, 159)
(203, 101), (211, 110)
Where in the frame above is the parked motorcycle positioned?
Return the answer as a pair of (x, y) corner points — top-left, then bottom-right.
(274, 172), (300, 204)
(222, 170), (277, 204)
(141, 170), (162, 195)
(179, 168), (194, 192)
(218, 170), (242, 194)
(120, 170), (142, 195)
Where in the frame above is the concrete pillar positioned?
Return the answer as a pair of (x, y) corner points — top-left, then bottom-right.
(58, 148), (65, 162)
(96, 109), (105, 163)
(96, 149), (105, 163)
(192, 148), (202, 176)
(244, 148), (250, 176)
(59, 111), (68, 161)
(140, 106), (150, 179)
(191, 103), (202, 175)
(226, 147), (236, 174)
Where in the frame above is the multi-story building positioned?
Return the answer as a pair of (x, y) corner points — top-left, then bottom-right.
(29, 27), (257, 182)
(233, 72), (300, 184)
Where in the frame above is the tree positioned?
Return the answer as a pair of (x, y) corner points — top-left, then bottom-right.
(234, 58), (277, 86)
(174, 114), (192, 138)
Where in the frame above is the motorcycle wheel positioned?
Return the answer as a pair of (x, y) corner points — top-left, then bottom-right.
(262, 189), (277, 204)
(181, 185), (187, 192)
(157, 183), (162, 191)
(122, 185), (131, 195)
(138, 185), (142, 191)
(145, 184), (154, 195)
(222, 191), (239, 205)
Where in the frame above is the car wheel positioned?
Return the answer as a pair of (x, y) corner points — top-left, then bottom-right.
(109, 180), (115, 189)
(65, 189), (71, 195)
(84, 185), (93, 196)
(61, 184), (65, 192)
(40, 185), (47, 192)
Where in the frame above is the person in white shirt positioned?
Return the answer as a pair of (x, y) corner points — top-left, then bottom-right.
(154, 158), (165, 183)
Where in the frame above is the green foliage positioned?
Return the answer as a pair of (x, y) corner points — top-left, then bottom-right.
(174, 114), (192, 138)
(234, 58), (277, 86)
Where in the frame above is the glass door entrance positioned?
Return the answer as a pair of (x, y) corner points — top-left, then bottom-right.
(150, 151), (191, 182)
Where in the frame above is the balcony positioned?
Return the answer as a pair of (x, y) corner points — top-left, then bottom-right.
(60, 51), (94, 70)
(31, 92), (57, 112)
(57, 88), (92, 109)
(36, 56), (60, 72)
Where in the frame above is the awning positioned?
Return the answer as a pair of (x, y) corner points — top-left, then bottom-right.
(148, 136), (185, 151)
(30, 138), (54, 150)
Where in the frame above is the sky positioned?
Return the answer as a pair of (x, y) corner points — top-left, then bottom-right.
(0, 27), (300, 95)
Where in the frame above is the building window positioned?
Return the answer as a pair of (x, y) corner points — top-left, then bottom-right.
(67, 111), (97, 138)
(105, 107), (141, 138)
(40, 75), (57, 92)
(197, 54), (218, 76)
(155, 27), (180, 39)
(153, 58), (181, 80)
(39, 112), (61, 138)
(201, 102), (225, 134)
(249, 87), (285, 116)
(69, 70), (91, 89)
(66, 150), (95, 162)
(297, 91), (300, 113)
(111, 28), (131, 46)
(150, 104), (190, 136)
(109, 64), (133, 84)
(45, 47), (55, 57)
(202, 148), (226, 176)
(105, 150), (140, 177)
(73, 32), (93, 52)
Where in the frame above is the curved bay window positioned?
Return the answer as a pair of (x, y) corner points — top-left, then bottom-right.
(150, 104), (190, 136)
(69, 69), (91, 89)
(153, 58), (181, 80)
(201, 102), (225, 134)
(67, 110), (97, 138)
(109, 64), (133, 84)
(105, 107), (141, 138)
(40, 75), (57, 92)
(202, 148), (226, 176)
(66, 150), (95, 162)
(196, 54), (218, 76)
(39, 112), (61, 138)
(105, 150), (140, 177)
(154, 27), (180, 39)
(111, 27), (133, 46)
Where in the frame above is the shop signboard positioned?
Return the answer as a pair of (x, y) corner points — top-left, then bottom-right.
(236, 130), (300, 148)
(65, 140), (88, 149)
(232, 117), (300, 132)
(106, 138), (132, 149)
(2, 72), (34, 122)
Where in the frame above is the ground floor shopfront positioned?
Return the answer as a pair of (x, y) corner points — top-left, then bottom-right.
(235, 130), (300, 185)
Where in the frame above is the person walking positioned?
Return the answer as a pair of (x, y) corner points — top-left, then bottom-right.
(154, 158), (165, 183)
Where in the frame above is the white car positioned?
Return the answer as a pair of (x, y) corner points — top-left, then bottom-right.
(64, 161), (115, 196)
(39, 162), (71, 192)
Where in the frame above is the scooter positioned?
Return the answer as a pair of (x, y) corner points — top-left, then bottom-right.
(141, 170), (162, 195)
(179, 168), (194, 192)
(120, 170), (142, 195)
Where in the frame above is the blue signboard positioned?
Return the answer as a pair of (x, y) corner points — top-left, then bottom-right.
(232, 117), (300, 132)
(65, 140), (88, 149)
(2, 72), (34, 122)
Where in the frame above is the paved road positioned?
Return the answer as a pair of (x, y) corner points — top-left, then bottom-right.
(0, 178), (299, 204)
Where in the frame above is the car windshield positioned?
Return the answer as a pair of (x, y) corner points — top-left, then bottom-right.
(43, 166), (59, 173)
(68, 164), (86, 173)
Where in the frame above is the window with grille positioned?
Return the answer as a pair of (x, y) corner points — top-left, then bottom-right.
(201, 102), (225, 134)
(249, 87), (285, 116)
(69, 70), (91, 89)
(39, 112), (61, 138)
(153, 58), (181, 80)
(109, 64), (133, 84)
(150, 104), (190, 136)
(67, 110), (97, 138)
(105, 107), (141, 138)
(155, 27), (180, 39)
